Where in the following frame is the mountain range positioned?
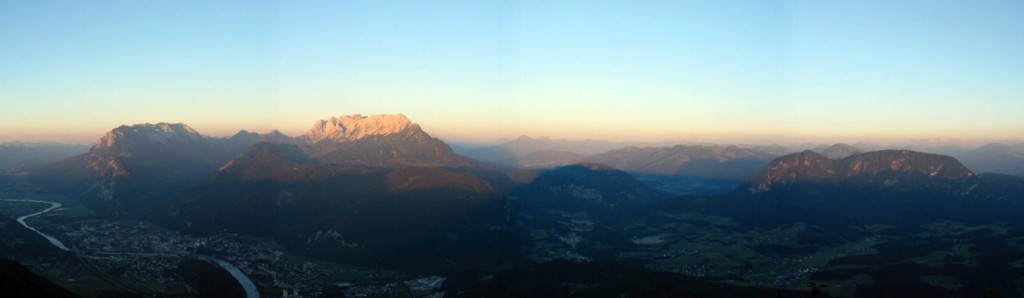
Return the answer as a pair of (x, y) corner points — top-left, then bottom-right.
(582, 145), (774, 179)
(8, 113), (1024, 296)
(21, 115), (1024, 235)
(462, 138), (786, 194)
(745, 150), (979, 194)
(460, 135), (636, 166)
(0, 143), (89, 171)
(716, 150), (1021, 234)
(815, 143), (862, 159)
(304, 115), (478, 169)
(30, 123), (260, 214)
(957, 142), (1024, 176)
(157, 114), (514, 271)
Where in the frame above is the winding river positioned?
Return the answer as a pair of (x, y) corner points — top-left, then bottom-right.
(208, 257), (261, 298)
(0, 199), (70, 251)
(1, 199), (259, 298)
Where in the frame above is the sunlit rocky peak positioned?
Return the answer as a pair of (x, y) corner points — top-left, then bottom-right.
(305, 114), (415, 143)
(95, 123), (202, 149)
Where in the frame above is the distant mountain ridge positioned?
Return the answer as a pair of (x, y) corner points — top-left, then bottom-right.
(958, 142), (1024, 176)
(494, 150), (585, 168)
(745, 150), (979, 194)
(584, 145), (775, 178)
(217, 129), (295, 153)
(0, 143), (89, 171)
(578, 145), (776, 194)
(461, 135), (638, 167)
(817, 143), (862, 159)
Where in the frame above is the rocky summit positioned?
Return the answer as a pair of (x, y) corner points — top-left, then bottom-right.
(304, 114), (415, 144)
(30, 123), (251, 214)
(95, 123), (202, 150)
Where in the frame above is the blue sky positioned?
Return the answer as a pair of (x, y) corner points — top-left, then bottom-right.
(2, 1), (1023, 144)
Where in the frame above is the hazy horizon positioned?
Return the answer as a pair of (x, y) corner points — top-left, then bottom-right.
(0, 115), (1016, 150)
(3, 1), (1023, 146)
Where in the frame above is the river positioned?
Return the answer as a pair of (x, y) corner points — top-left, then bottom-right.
(0, 199), (70, 251)
(1, 199), (259, 298)
(207, 257), (261, 298)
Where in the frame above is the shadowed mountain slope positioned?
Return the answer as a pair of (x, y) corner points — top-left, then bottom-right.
(31, 123), (254, 215)
(160, 114), (515, 272)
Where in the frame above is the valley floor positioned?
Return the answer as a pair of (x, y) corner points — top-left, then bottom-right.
(0, 195), (445, 297)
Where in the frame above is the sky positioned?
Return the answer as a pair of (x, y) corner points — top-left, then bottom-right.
(2, 1), (1023, 145)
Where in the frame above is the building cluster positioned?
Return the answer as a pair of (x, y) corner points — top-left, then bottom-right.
(48, 219), (449, 296)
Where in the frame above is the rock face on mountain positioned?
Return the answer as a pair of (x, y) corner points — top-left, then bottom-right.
(96, 123), (203, 148)
(745, 150), (978, 194)
(312, 123), (477, 169)
(304, 114), (414, 144)
(293, 114), (477, 169)
(32, 123), (254, 215)
(82, 124), (229, 180)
